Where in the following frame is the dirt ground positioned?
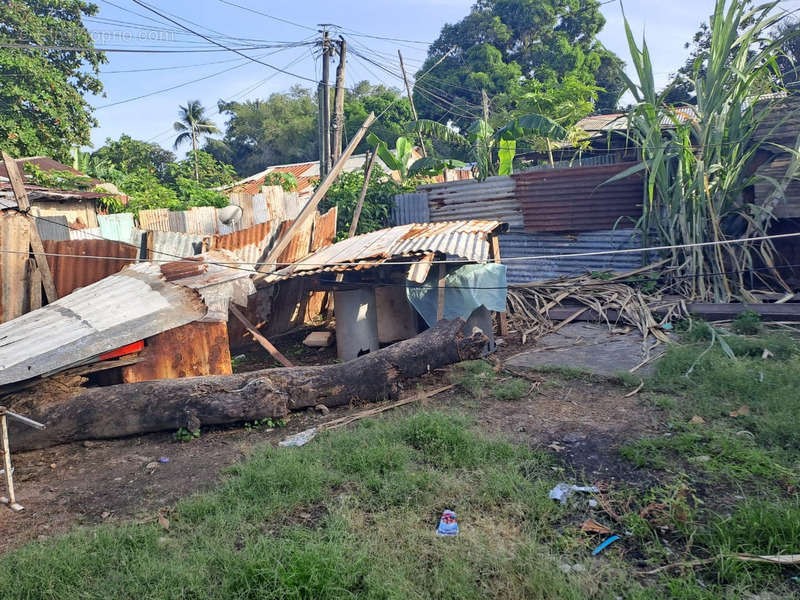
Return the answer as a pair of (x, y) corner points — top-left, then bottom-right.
(0, 330), (662, 554)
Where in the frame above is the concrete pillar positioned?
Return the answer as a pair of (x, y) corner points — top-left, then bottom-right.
(334, 288), (379, 361)
(375, 286), (418, 344)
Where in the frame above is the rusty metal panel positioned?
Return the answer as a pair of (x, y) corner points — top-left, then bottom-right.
(513, 162), (644, 232)
(211, 221), (272, 269)
(421, 177), (523, 230)
(0, 262), (208, 386)
(137, 208), (170, 231)
(392, 193), (429, 226)
(0, 211), (31, 323)
(149, 230), (205, 260)
(168, 211), (189, 233)
(274, 217), (314, 267)
(42, 239), (138, 297)
(312, 206), (337, 250)
(121, 321), (232, 382)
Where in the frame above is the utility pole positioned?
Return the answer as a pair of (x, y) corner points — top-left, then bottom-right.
(398, 50), (425, 157)
(331, 37), (347, 164)
(321, 29), (332, 177)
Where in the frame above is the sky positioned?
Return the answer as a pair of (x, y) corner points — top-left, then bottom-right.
(85, 0), (800, 155)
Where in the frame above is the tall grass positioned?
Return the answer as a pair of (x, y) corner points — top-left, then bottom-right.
(619, 0), (799, 301)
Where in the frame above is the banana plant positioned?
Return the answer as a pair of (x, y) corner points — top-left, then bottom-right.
(367, 133), (415, 181)
(407, 114), (567, 180)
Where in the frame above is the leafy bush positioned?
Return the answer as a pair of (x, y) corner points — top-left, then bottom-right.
(263, 171), (298, 191)
(732, 310), (761, 335)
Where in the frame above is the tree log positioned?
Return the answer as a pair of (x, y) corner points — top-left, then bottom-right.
(8, 319), (487, 451)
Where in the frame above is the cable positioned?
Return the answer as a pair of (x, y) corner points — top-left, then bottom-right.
(215, 0), (317, 32)
(0, 42), (294, 54)
(130, 0), (318, 83)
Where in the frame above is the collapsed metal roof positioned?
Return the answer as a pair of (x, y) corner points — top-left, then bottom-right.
(266, 220), (503, 281)
(0, 251), (253, 387)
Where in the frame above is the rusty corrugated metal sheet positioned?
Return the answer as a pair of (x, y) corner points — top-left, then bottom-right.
(210, 221), (272, 269)
(268, 220), (502, 281)
(513, 163), (644, 232)
(274, 217), (314, 267)
(0, 211), (31, 322)
(42, 239), (138, 297)
(421, 176), (523, 230)
(137, 208), (170, 231)
(312, 206), (337, 251)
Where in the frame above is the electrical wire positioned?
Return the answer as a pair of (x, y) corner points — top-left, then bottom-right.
(215, 0), (317, 32)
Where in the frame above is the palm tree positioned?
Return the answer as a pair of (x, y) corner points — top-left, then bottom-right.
(173, 100), (220, 181)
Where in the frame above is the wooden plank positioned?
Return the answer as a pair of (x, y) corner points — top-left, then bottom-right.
(229, 304), (295, 367)
(27, 258), (41, 312)
(489, 233), (509, 337)
(257, 112), (376, 276)
(348, 149), (378, 238)
(436, 262), (446, 322)
(684, 303), (800, 321)
(0, 212), (30, 322)
(1, 152), (58, 304)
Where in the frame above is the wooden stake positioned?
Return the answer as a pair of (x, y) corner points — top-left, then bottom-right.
(398, 50), (426, 157)
(489, 233), (509, 337)
(348, 149), (378, 238)
(436, 262), (447, 322)
(27, 258), (41, 312)
(331, 37), (347, 163)
(229, 305), (295, 368)
(1, 152), (58, 304)
(256, 112), (376, 276)
(0, 412), (22, 511)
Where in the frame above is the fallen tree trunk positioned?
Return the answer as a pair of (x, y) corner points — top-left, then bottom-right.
(8, 319), (486, 451)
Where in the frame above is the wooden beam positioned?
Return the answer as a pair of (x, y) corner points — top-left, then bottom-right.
(436, 262), (446, 322)
(348, 149), (378, 238)
(256, 112), (376, 277)
(26, 258), (41, 312)
(1, 152), (58, 304)
(229, 304), (295, 367)
(489, 233), (509, 337)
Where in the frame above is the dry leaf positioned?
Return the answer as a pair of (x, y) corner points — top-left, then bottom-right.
(158, 515), (170, 530)
(730, 405), (750, 418)
(548, 442), (565, 452)
(762, 348), (774, 360)
(580, 519), (611, 535)
(689, 415), (706, 425)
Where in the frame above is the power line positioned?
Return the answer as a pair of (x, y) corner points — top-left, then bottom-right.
(0, 42), (293, 54)
(215, 0), (317, 32)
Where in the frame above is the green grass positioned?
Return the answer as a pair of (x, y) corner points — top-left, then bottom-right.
(451, 360), (529, 402)
(0, 412), (644, 600)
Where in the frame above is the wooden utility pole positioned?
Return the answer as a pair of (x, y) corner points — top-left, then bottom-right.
(398, 50), (426, 157)
(256, 112), (376, 277)
(331, 37), (347, 164)
(321, 30), (332, 176)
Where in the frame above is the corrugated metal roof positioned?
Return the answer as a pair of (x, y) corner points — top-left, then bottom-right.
(148, 230), (205, 260)
(500, 229), (643, 284)
(97, 213), (135, 243)
(755, 153), (800, 218)
(210, 221), (272, 270)
(137, 208), (171, 231)
(42, 239), (139, 297)
(312, 207), (337, 251)
(36, 215), (70, 241)
(0, 252), (254, 386)
(513, 162), (644, 232)
(267, 220), (502, 281)
(273, 218), (314, 266)
(0, 156), (88, 181)
(0, 184), (109, 208)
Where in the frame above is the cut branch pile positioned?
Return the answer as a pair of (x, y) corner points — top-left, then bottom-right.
(506, 271), (687, 345)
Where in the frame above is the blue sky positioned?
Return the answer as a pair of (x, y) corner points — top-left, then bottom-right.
(85, 0), (800, 154)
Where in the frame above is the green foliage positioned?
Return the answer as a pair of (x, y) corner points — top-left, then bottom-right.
(619, 0), (797, 301)
(319, 165), (413, 238)
(24, 164), (96, 191)
(415, 0), (625, 129)
(493, 378), (528, 401)
(262, 172), (298, 191)
(243, 417), (286, 431)
(731, 310), (762, 335)
(167, 151), (236, 188)
(175, 427), (200, 443)
(0, 1), (105, 160)
(117, 171), (181, 213)
(343, 81), (413, 154)
(91, 135), (176, 182)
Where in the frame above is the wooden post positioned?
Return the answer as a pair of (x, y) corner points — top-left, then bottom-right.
(229, 305), (295, 368)
(489, 233), (509, 337)
(321, 30), (332, 176)
(348, 149), (378, 238)
(436, 262), (446, 322)
(257, 112), (376, 276)
(0, 412), (20, 511)
(27, 258), (41, 312)
(1, 152), (58, 304)
(398, 50), (426, 157)
(331, 37), (347, 164)
(145, 230), (155, 260)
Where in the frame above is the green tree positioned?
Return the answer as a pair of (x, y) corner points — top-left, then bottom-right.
(0, 0), (105, 160)
(415, 0), (625, 128)
(91, 135), (176, 181)
(173, 100), (220, 181)
(207, 86), (319, 176)
(344, 82), (413, 152)
(167, 150), (237, 188)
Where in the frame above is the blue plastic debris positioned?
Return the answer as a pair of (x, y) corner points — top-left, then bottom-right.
(158, 457), (170, 464)
(592, 535), (620, 556)
(436, 510), (459, 536)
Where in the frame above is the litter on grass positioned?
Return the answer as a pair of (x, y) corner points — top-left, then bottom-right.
(278, 427), (317, 447)
(592, 535), (621, 555)
(436, 510), (459, 536)
(549, 483), (600, 505)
